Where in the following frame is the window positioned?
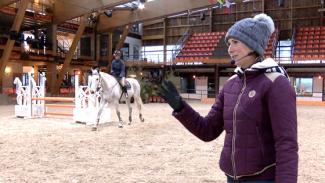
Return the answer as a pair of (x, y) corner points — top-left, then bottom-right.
(275, 40), (292, 63)
(141, 45), (176, 62)
(133, 45), (140, 59)
(294, 77), (313, 96)
(131, 24), (139, 33)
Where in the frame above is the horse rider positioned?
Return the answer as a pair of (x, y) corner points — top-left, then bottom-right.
(110, 50), (128, 97)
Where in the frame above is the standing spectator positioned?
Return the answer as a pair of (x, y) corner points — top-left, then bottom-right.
(159, 13), (298, 183)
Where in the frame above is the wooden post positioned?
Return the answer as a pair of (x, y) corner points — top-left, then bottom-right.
(53, 14), (88, 94)
(0, 0), (30, 93)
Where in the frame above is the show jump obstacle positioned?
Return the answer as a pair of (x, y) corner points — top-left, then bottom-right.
(13, 73), (111, 125)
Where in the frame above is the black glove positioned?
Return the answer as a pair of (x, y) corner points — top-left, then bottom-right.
(158, 80), (183, 112)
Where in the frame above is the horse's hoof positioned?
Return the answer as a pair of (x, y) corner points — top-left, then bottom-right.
(128, 122), (131, 125)
(118, 122), (123, 128)
(141, 118), (145, 122)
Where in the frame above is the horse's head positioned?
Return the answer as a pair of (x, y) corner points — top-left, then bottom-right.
(88, 69), (101, 94)
(13, 77), (22, 86)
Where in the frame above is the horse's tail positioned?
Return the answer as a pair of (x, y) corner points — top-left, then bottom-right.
(130, 78), (144, 111)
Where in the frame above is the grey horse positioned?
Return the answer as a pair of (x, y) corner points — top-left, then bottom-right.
(88, 68), (145, 130)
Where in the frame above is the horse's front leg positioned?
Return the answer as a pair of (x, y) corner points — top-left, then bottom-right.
(92, 99), (106, 131)
(126, 97), (132, 125)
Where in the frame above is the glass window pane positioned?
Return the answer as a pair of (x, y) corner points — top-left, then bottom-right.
(295, 78), (313, 96)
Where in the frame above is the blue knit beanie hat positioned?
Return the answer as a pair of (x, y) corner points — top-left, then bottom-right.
(225, 13), (275, 56)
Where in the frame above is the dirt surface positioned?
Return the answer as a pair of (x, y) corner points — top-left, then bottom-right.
(0, 101), (324, 183)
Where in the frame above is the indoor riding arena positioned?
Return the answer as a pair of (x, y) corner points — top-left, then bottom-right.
(1, 0), (325, 182)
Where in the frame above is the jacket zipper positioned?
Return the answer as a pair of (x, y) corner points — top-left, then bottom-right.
(231, 73), (247, 180)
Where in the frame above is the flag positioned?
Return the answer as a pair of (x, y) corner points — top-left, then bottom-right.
(225, 0), (231, 8)
(217, 0), (225, 4)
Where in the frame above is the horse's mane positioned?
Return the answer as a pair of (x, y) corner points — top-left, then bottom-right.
(99, 72), (115, 80)
(98, 72), (120, 88)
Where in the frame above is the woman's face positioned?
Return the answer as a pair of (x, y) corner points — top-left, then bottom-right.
(227, 38), (255, 69)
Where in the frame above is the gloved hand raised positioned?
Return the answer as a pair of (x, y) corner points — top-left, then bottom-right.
(158, 80), (183, 112)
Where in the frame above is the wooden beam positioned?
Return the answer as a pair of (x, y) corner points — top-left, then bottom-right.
(117, 25), (131, 49)
(142, 35), (164, 40)
(0, 0), (30, 93)
(53, 0), (133, 24)
(0, 0), (17, 8)
(106, 25), (130, 71)
(143, 19), (164, 26)
(53, 15), (89, 94)
(97, 0), (216, 32)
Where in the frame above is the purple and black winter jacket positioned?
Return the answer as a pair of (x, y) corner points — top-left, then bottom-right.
(173, 58), (298, 182)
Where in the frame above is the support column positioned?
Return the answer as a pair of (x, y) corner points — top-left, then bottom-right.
(0, 0), (30, 93)
(163, 18), (167, 64)
(209, 8), (213, 32)
(34, 65), (39, 84)
(53, 14), (88, 94)
(322, 74), (325, 101)
(106, 25), (130, 71)
(214, 65), (220, 97)
(96, 34), (100, 63)
(46, 63), (58, 94)
(107, 32), (113, 72)
(51, 24), (58, 56)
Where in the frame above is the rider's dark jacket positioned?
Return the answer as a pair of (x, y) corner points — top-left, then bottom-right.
(111, 59), (125, 78)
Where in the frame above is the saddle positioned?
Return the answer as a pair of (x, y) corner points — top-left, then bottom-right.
(118, 80), (131, 102)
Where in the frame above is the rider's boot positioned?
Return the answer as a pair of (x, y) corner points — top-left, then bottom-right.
(123, 86), (128, 98)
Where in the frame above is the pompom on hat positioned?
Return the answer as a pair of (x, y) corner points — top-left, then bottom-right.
(225, 13), (275, 56)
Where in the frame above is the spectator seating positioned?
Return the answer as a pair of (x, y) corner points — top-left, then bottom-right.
(175, 31), (226, 63)
(264, 31), (278, 58)
(293, 26), (325, 60)
(175, 30), (278, 64)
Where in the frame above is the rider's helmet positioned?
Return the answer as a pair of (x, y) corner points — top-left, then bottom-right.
(113, 50), (122, 57)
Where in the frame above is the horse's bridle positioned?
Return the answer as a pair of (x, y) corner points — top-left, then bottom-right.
(96, 73), (103, 93)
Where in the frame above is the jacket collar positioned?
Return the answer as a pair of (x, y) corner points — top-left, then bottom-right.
(234, 58), (289, 79)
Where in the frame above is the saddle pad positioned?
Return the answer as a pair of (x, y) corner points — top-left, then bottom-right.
(125, 80), (131, 89)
